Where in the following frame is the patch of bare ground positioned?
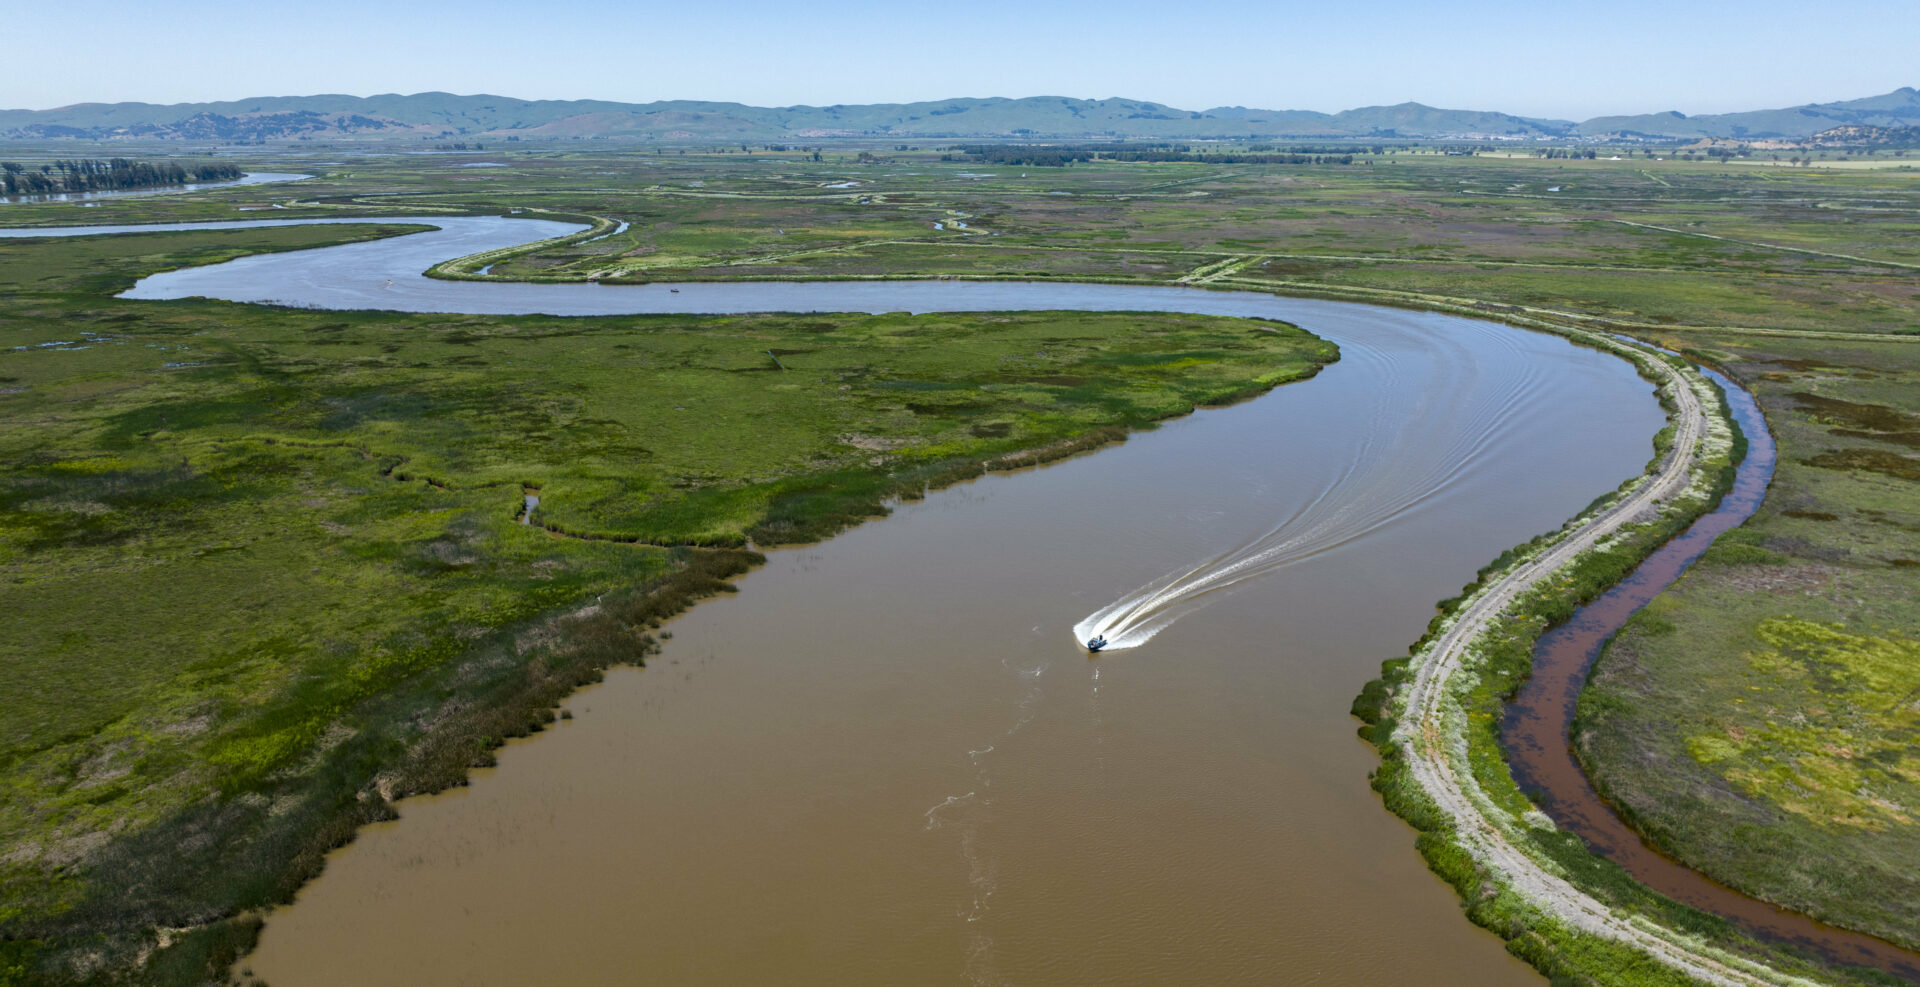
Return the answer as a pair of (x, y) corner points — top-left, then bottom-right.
(1715, 562), (1846, 594)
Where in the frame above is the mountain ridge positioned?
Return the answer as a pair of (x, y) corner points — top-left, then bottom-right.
(2, 88), (1915, 141)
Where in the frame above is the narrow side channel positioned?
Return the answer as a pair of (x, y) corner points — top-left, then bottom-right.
(1503, 369), (1920, 982)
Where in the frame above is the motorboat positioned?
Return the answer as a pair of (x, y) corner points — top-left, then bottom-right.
(1086, 634), (1108, 653)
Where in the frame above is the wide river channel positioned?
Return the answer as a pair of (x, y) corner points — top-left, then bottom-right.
(10, 217), (1673, 984)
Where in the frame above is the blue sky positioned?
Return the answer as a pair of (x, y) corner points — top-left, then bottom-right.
(4, 0), (1916, 119)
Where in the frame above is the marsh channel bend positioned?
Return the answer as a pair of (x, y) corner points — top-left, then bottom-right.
(1506, 370), (1920, 981)
(12, 216), (1677, 983)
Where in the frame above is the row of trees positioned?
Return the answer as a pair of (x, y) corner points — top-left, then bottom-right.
(1246, 143), (1389, 155)
(1, 158), (243, 196)
(1101, 150), (1356, 165)
(941, 147), (1096, 167)
(941, 144), (1358, 167)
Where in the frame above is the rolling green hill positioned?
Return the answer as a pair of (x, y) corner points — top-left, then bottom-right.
(2, 88), (1915, 141)
(0, 92), (1565, 141)
(1572, 87), (1920, 138)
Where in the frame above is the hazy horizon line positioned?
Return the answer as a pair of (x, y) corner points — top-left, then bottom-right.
(7, 84), (1916, 123)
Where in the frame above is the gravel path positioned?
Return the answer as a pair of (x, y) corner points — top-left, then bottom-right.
(1393, 346), (1819, 987)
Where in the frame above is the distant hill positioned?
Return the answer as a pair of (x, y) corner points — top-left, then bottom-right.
(0, 93), (1569, 141)
(1572, 88), (1920, 139)
(1807, 124), (1920, 147)
(1, 88), (1915, 142)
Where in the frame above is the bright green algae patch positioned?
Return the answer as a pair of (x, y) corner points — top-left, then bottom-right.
(0, 226), (1335, 982)
(1579, 333), (1920, 954)
(1685, 619), (1919, 831)
(1357, 344), (1910, 986)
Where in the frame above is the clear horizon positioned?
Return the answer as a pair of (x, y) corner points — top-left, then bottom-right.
(3, 0), (1917, 120)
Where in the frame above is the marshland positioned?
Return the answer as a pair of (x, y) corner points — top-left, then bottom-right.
(2, 135), (1917, 986)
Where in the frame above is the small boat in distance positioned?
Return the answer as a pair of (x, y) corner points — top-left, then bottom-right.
(1086, 635), (1108, 653)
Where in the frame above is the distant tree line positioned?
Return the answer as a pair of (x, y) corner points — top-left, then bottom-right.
(1, 158), (243, 196)
(1245, 143), (1388, 155)
(942, 144), (1360, 167)
(759, 145), (827, 161)
(942, 146), (1096, 167)
(1100, 150), (1356, 165)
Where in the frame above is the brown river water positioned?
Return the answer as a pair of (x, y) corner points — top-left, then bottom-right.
(245, 361), (1635, 987)
(6, 218), (1672, 983)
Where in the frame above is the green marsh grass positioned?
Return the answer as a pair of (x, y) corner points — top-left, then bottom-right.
(0, 223), (1333, 984)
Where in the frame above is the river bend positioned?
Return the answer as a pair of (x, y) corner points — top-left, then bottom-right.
(6, 216), (1668, 985)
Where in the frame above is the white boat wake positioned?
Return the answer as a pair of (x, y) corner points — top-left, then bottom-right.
(1074, 323), (1550, 651)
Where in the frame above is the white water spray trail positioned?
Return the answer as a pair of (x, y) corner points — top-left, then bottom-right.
(1075, 324), (1546, 651)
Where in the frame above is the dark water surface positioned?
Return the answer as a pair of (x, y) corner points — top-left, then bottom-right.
(11, 218), (1672, 984)
(1506, 370), (1920, 982)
